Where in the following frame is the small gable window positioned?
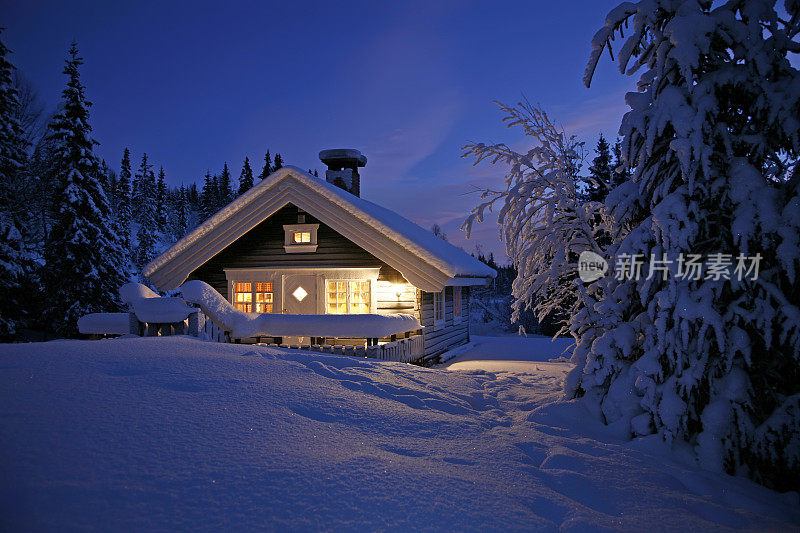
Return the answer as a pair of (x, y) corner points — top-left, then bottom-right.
(283, 224), (319, 253)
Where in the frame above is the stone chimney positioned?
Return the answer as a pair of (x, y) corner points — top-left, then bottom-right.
(319, 148), (367, 197)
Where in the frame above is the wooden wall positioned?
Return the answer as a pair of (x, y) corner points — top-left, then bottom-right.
(420, 286), (470, 365)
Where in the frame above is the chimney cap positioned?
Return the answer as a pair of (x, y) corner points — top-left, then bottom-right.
(319, 148), (367, 168)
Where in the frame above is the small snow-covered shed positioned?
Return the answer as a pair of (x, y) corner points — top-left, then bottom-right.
(143, 149), (495, 362)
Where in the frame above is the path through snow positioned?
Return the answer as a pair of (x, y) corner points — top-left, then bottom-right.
(0, 336), (797, 531)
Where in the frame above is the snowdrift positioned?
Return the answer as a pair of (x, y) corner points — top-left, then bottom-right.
(180, 280), (420, 339)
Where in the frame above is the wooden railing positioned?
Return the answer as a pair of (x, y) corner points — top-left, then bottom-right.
(190, 307), (423, 362)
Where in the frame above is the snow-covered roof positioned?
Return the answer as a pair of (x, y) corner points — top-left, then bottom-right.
(144, 166), (495, 292)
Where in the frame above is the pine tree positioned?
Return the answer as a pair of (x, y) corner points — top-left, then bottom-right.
(238, 156), (254, 195)
(217, 162), (232, 207)
(174, 185), (190, 238)
(200, 171), (216, 220)
(155, 166), (167, 232)
(578, 0), (800, 491)
(258, 150), (272, 181)
(272, 153), (283, 172)
(0, 30), (32, 339)
(583, 134), (612, 203)
(134, 167), (157, 268)
(132, 153), (152, 222)
(116, 148), (132, 250)
(43, 43), (128, 336)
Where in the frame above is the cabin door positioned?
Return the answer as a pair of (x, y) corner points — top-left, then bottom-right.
(282, 274), (317, 314)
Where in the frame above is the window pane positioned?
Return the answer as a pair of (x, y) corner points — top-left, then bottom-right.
(293, 232), (311, 243)
(256, 282), (273, 292)
(454, 289), (461, 317)
(327, 281), (347, 314)
(349, 281), (370, 314)
(235, 303), (252, 312)
(235, 292), (252, 302)
(235, 282), (251, 293)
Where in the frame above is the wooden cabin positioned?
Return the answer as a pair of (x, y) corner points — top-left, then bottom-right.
(143, 149), (496, 364)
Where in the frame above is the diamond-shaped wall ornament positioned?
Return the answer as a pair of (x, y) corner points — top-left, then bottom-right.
(292, 286), (308, 302)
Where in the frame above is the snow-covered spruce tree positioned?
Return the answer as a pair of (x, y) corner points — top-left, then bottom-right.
(132, 153), (152, 224)
(238, 156), (254, 195)
(0, 30), (34, 339)
(133, 167), (157, 268)
(43, 43), (128, 336)
(577, 0), (800, 491)
(155, 166), (167, 232)
(116, 148), (132, 250)
(463, 100), (609, 336)
(173, 185), (190, 238)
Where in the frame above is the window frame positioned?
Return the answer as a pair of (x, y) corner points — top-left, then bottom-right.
(433, 290), (445, 326)
(283, 223), (319, 253)
(325, 279), (373, 315)
(453, 287), (462, 324)
(232, 281), (274, 313)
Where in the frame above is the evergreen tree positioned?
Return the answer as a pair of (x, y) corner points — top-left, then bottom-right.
(155, 166), (167, 232)
(238, 156), (254, 195)
(133, 167), (157, 267)
(116, 148), (132, 250)
(583, 134), (612, 203)
(42, 43), (128, 336)
(132, 153), (152, 222)
(174, 185), (190, 238)
(187, 182), (199, 209)
(0, 29), (32, 338)
(200, 171), (216, 220)
(217, 162), (232, 207)
(272, 153), (283, 172)
(578, 0), (800, 491)
(258, 150), (272, 181)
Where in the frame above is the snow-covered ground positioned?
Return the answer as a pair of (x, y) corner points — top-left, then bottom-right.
(1, 336), (797, 531)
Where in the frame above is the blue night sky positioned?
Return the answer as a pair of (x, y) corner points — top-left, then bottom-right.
(3, 0), (635, 261)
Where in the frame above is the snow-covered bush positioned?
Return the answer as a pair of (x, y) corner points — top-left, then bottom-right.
(574, 0), (800, 491)
(462, 100), (611, 337)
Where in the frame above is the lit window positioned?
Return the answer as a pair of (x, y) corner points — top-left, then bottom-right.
(327, 280), (371, 314)
(234, 282), (273, 313)
(234, 282), (253, 312)
(292, 232), (311, 244)
(433, 291), (444, 324)
(255, 282), (273, 313)
(453, 287), (462, 323)
(283, 223), (319, 253)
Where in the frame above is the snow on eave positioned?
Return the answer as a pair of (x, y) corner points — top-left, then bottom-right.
(143, 166), (496, 287)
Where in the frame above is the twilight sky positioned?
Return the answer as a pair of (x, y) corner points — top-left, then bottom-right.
(3, 0), (636, 261)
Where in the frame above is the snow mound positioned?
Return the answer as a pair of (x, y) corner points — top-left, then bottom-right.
(180, 280), (420, 339)
(77, 313), (131, 335)
(119, 282), (196, 323)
